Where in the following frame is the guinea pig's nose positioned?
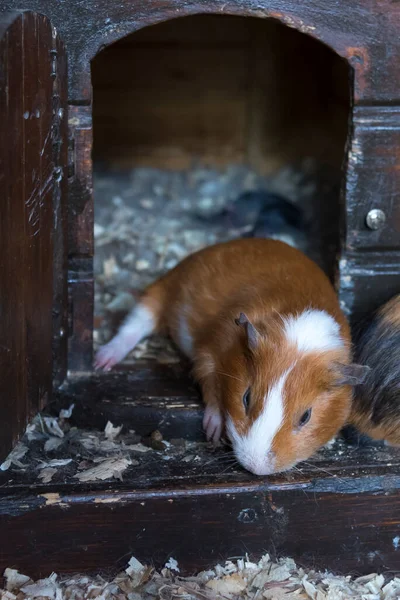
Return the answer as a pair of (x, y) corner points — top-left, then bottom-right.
(247, 451), (276, 476)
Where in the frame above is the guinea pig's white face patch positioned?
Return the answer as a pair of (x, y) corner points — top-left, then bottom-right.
(283, 309), (343, 353)
(226, 368), (292, 476)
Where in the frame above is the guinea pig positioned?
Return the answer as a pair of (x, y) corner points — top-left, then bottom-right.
(95, 238), (369, 476)
(351, 294), (400, 446)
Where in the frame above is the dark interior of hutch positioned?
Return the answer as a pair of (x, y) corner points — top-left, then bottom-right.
(2, 9), (400, 579)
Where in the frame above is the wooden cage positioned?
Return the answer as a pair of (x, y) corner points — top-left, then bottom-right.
(1, 0), (400, 578)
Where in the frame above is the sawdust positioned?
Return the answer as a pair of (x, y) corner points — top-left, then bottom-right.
(0, 444), (28, 471)
(127, 443), (152, 453)
(0, 403), (221, 486)
(38, 467), (58, 483)
(74, 457), (133, 482)
(3, 553), (400, 600)
(123, 557), (152, 588)
(104, 421), (123, 441)
(164, 558), (180, 574)
(3, 569), (30, 591)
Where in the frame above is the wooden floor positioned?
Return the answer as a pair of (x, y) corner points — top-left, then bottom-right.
(1, 366), (400, 579)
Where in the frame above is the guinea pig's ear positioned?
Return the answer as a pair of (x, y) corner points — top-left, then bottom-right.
(235, 312), (259, 351)
(333, 363), (371, 386)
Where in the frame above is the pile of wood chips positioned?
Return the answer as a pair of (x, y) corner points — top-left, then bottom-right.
(2, 553), (400, 600)
(0, 402), (224, 485)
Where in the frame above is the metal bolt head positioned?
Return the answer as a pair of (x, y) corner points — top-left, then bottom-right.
(366, 209), (386, 231)
(54, 167), (63, 182)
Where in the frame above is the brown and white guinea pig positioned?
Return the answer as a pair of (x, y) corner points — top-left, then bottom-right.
(95, 238), (369, 476)
(350, 294), (400, 446)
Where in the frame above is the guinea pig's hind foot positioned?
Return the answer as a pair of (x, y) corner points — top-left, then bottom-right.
(203, 404), (223, 444)
(94, 337), (133, 371)
(94, 302), (157, 371)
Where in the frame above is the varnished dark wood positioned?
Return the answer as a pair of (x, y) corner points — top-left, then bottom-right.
(0, 11), (27, 462)
(67, 258), (94, 373)
(1, 0), (399, 106)
(338, 105), (400, 324)
(52, 31), (69, 388)
(1, 442), (400, 578)
(339, 254), (400, 326)
(68, 106), (93, 257)
(0, 11), (68, 461)
(67, 104), (93, 371)
(55, 365), (202, 438)
(344, 107), (400, 253)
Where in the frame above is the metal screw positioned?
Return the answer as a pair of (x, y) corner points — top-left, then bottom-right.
(54, 167), (63, 182)
(366, 209), (386, 231)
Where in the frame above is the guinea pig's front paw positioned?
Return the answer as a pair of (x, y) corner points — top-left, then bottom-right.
(203, 404), (223, 444)
(94, 341), (126, 371)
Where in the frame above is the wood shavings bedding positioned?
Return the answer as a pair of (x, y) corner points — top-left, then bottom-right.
(2, 553), (400, 600)
(0, 403), (221, 486)
(74, 456), (133, 482)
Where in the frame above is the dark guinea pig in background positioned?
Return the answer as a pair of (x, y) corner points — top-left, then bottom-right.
(349, 295), (400, 447)
(196, 190), (308, 253)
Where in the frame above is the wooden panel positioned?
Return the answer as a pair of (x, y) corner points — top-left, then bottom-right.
(23, 13), (54, 405)
(52, 30), (69, 388)
(344, 106), (400, 251)
(68, 259), (94, 373)
(337, 105), (400, 322)
(0, 0), (395, 107)
(0, 12), (68, 460)
(67, 105), (94, 372)
(0, 12), (26, 462)
(54, 365), (201, 438)
(339, 254), (400, 326)
(2, 448), (400, 577)
(68, 105), (93, 257)
(122, 13), (254, 44)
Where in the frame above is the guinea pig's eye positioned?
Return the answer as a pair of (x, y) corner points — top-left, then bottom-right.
(242, 388), (251, 413)
(299, 408), (312, 427)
